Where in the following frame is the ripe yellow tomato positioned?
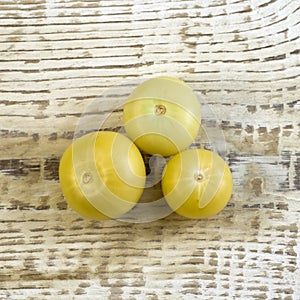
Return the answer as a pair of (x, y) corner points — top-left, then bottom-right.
(59, 131), (146, 220)
(123, 77), (201, 156)
(161, 149), (233, 218)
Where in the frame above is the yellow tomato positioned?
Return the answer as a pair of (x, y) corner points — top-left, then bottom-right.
(161, 149), (233, 218)
(59, 131), (146, 220)
(123, 77), (201, 156)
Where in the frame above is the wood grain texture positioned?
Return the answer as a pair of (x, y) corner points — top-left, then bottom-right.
(0, 0), (299, 299)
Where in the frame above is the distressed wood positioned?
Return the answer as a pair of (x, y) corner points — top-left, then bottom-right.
(0, 0), (299, 299)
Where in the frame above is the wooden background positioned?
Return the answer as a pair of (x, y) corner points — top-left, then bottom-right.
(0, 0), (299, 299)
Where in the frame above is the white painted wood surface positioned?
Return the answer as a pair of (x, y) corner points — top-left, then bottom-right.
(0, 0), (299, 299)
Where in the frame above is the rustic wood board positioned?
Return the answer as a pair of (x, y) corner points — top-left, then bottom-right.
(0, 0), (299, 299)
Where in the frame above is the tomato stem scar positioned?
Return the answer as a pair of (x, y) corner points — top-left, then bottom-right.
(82, 172), (93, 184)
(194, 171), (205, 182)
(154, 104), (166, 115)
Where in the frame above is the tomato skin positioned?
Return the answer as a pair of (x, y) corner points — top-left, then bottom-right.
(123, 77), (201, 156)
(59, 144), (109, 220)
(161, 149), (233, 219)
(59, 131), (146, 220)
